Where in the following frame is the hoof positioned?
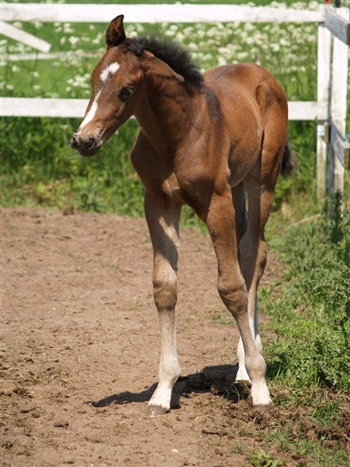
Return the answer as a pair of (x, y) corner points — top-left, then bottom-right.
(235, 367), (251, 383)
(148, 404), (169, 417)
(253, 403), (272, 413)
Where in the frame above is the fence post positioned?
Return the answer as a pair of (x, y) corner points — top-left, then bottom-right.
(316, 23), (332, 200)
(328, 7), (349, 195)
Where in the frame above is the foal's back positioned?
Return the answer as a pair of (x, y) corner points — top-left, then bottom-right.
(204, 63), (288, 187)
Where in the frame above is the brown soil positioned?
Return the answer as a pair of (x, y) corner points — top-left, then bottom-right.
(1, 208), (349, 466)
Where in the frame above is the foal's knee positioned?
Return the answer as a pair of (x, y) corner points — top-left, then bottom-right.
(217, 278), (248, 316)
(153, 276), (177, 311)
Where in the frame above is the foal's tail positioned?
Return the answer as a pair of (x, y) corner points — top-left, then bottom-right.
(280, 141), (297, 178)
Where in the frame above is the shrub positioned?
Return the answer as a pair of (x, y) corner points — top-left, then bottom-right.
(263, 194), (350, 393)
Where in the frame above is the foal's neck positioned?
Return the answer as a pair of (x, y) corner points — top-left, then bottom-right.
(134, 80), (199, 156)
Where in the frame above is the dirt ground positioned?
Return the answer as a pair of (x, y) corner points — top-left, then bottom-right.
(1, 208), (349, 466)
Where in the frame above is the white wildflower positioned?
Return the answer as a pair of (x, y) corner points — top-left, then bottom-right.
(269, 1), (287, 8)
(68, 36), (79, 47)
(63, 23), (74, 35)
(136, 24), (145, 34)
(244, 23), (255, 33)
(309, 1), (320, 10)
(187, 42), (198, 51)
(271, 43), (281, 53)
(217, 56), (227, 67)
(176, 32), (185, 42)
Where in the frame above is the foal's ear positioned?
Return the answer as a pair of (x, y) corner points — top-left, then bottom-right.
(106, 15), (126, 48)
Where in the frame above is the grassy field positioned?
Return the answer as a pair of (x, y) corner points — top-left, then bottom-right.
(1, 1), (350, 465)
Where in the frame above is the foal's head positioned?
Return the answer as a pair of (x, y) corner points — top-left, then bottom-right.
(70, 15), (202, 157)
(70, 15), (143, 156)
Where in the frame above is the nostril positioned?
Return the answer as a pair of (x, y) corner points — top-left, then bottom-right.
(70, 133), (79, 148)
(70, 134), (98, 155)
(85, 138), (96, 150)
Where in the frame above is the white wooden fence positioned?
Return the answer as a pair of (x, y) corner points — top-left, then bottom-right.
(1, 3), (349, 198)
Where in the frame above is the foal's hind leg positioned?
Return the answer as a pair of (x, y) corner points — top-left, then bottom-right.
(230, 183), (258, 383)
(236, 173), (279, 386)
(205, 189), (271, 407)
(236, 186), (270, 382)
(144, 192), (181, 416)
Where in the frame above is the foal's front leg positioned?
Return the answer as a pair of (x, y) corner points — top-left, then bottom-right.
(144, 192), (181, 416)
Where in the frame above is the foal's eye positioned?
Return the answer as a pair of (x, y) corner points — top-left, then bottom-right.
(119, 87), (133, 101)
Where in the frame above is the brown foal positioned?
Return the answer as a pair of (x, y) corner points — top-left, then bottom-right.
(71, 15), (295, 415)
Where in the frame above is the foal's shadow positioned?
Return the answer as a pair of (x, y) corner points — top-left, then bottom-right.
(91, 364), (250, 410)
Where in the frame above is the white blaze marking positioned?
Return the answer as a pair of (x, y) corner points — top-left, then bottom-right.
(79, 90), (101, 130)
(100, 61), (120, 83)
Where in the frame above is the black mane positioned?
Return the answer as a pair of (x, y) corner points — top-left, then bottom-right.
(127, 36), (203, 87)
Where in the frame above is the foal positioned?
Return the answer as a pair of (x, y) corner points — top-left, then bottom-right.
(71, 15), (295, 415)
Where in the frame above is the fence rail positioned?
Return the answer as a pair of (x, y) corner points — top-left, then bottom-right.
(0, 98), (328, 121)
(1, 3), (349, 198)
(2, 3), (325, 24)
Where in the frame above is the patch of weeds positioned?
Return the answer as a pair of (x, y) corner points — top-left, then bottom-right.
(263, 194), (350, 394)
(230, 440), (244, 455)
(311, 397), (340, 427)
(210, 309), (233, 326)
(257, 194), (350, 466)
(250, 449), (284, 467)
(110, 260), (120, 270)
(0, 341), (11, 351)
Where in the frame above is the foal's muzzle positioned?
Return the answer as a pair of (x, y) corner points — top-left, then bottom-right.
(70, 133), (100, 157)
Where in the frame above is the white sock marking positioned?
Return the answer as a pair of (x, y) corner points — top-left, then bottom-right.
(100, 61), (120, 83)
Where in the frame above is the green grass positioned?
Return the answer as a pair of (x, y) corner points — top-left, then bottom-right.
(262, 193), (350, 393)
(256, 194), (350, 465)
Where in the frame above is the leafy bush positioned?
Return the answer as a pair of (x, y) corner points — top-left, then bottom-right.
(0, 117), (144, 215)
(263, 193), (350, 393)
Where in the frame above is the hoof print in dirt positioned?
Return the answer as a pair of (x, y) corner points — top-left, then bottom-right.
(53, 420), (69, 428)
